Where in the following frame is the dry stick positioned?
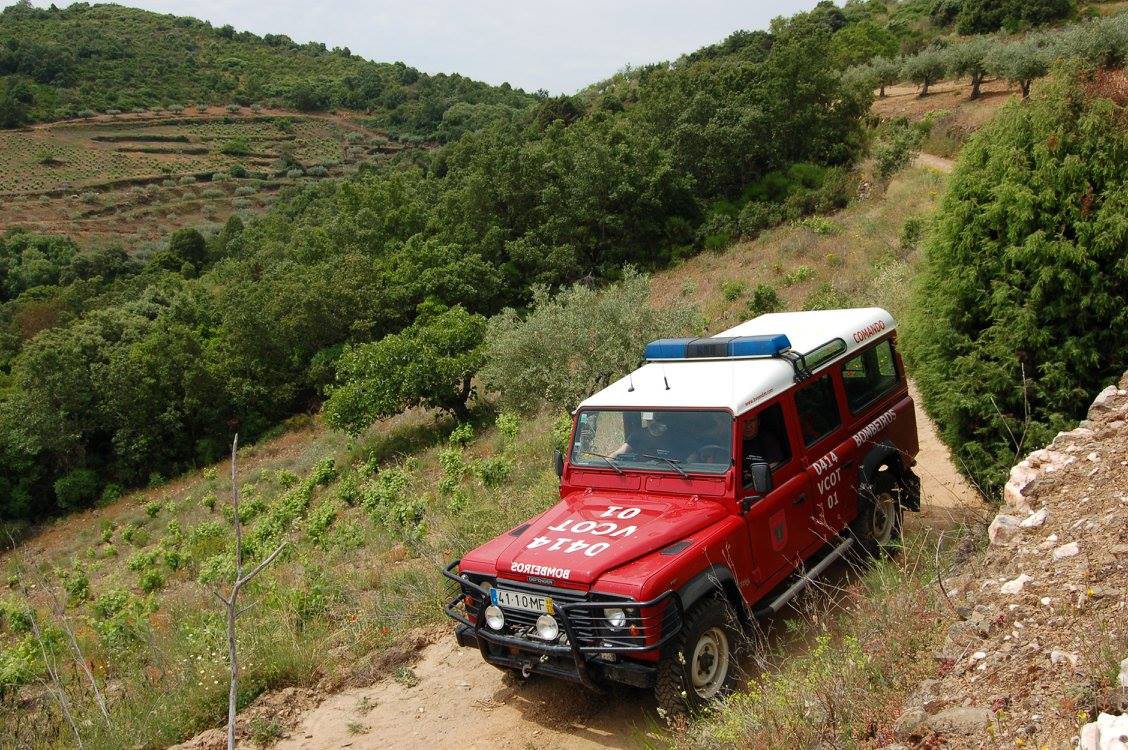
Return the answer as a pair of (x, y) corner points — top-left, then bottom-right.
(213, 435), (286, 750)
(28, 603), (84, 749)
(5, 530), (110, 724)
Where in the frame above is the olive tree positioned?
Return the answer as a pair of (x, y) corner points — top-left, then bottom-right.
(948, 36), (998, 100)
(986, 40), (1049, 98)
(902, 47), (948, 97)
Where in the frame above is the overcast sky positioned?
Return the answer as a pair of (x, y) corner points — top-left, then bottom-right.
(24, 0), (821, 93)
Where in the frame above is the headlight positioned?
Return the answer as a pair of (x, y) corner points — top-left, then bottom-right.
(535, 614), (559, 641)
(604, 607), (627, 629)
(484, 605), (505, 630)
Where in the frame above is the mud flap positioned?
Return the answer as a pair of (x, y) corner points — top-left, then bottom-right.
(901, 467), (921, 512)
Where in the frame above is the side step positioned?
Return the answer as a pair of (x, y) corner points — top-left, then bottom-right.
(753, 536), (854, 619)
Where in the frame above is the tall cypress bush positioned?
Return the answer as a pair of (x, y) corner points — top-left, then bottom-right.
(906, 74), (1127, 496)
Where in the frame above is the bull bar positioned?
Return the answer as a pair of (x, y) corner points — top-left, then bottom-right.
(442, 560), (684, 690)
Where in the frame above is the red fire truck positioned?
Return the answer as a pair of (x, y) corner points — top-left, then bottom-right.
(444, 308), (920, 713)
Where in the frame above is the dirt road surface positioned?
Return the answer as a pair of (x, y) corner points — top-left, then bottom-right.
(210, 388), (984, 750)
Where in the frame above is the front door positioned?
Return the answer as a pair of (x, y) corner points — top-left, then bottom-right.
(739, 400), (803, 583)
(789, 373), (847, 556)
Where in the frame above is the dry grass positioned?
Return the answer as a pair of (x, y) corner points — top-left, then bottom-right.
(649, 163), (948, 331)
(674, 531), (961, 750)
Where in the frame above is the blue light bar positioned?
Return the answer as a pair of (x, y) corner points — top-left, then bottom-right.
(730, 334), (792, 357)
(645, 338), (696, 359)
(644, 334), (792, 360)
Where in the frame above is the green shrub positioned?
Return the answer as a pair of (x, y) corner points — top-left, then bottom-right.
(480, 269), (702, 412)
(144, 499), (161, 518)
(874, 119), (924, 182)
(899, 216), (924, 251)
(782, 265), (814, 287)
(473, 456), (514, 487)
(906, 77), (1128, 495)
(722, 280), (746, 302)
(220, 136), (251, 156)
(803, 282), (851, 311)
(737, 201), (780, 238)
(448, 423), (473, 447)
(748, 284), (782, 316)
(61, 569), (90, 605)
(798, 216), (841, 235)
(138, 567), (165, 593)
(229, 164), (248, 178)
(54, 469), (99, 510)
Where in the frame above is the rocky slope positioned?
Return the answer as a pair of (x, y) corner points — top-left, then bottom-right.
(887, 374), (1128, 749)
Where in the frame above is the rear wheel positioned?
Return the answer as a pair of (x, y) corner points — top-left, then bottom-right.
(655, 595), (743, 717)
(852, 470), (903, 558)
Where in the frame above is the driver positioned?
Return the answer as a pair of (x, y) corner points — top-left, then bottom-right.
(742, 413), (785, 474)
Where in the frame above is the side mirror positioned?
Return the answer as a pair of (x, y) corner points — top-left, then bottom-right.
(748, 461), (772, 495)
(553, 449), (565, 478)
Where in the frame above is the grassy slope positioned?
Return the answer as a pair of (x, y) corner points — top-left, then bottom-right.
(0, 161), (949, 748)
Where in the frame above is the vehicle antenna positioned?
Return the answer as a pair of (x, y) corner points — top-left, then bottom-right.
(627, 371), (635, 392)
(661, 364), (670, 391)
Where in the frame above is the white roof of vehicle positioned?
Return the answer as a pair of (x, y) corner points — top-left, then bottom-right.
(577, 307), (895, 416)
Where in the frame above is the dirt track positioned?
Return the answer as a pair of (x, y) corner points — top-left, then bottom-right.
(204, 388), (983, 750)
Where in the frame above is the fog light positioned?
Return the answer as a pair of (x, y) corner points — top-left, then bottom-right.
(535, 614), (559, 641)
(604, 607), (627, 629)
(485, 605), (505, 630)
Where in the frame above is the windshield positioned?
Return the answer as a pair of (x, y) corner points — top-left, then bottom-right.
(570, 409), (732, 475)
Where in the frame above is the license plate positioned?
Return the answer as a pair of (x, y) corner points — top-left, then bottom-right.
(491, 588), (553, 614)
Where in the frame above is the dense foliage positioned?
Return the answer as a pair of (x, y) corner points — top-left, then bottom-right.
(480, 270), (702, 414)
(0, 1), (533, 139)
(906, 75), (1127, 495)
(0, 10), (871, 519)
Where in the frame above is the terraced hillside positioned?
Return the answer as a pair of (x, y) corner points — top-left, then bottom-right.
(0, 108), (406, 247)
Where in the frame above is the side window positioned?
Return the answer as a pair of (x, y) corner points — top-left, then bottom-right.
(741, 402), (792, 487)
(842, 340), (901, 413)
(794, 375), (842, 447)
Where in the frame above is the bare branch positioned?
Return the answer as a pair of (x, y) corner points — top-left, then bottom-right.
(236, 542), (287, 590)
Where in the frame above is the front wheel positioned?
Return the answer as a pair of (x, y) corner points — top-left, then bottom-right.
(655, 595), (743, 717)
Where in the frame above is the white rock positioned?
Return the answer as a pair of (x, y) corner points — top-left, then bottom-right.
(1080, 712), (1128, 750)
(1088, 451), (1101, 462)
(989, 514), (1023, 546)
(970, 651), (987, 662)
(1020, 507), (1049, 528)
(1119, 658), (1128, 689)
(1053, 542), (1080, 560)
(1089, 385), (1120, 415)
(1040, 597), (1052, 606)
(1050, 650), (1079, 668)
(1001, 574), (1032, 594)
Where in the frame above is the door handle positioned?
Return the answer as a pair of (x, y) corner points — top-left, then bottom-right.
(792, 493), (806, 506)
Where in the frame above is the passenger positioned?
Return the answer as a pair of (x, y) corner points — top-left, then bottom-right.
(612, 416), (670, 457)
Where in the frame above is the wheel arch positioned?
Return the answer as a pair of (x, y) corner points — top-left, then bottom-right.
(676, 564), (750, 627)
(859, 441), (919, 511)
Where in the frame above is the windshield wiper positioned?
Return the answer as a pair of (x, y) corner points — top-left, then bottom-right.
(580, 450), (625, 475)
(642, 453), (688, 478)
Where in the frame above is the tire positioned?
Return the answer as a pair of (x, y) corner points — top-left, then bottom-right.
(655, 595), (743, 717)
(851, 469), (904, 558)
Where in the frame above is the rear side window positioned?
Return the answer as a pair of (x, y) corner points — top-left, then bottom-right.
(842, 340), (900, 412)
(794, 375), (841, 446)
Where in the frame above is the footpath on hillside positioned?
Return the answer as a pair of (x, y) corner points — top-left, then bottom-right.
(885, 374), (1128, 750)
(172, 387), (982, 750)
